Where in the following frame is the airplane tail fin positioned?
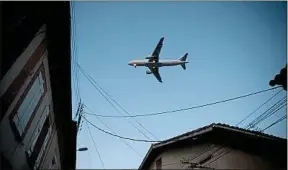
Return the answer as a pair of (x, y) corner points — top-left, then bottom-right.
(179, 53), (188, 70)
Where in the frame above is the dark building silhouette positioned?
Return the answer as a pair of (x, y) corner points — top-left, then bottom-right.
(0, 2), (76, 170)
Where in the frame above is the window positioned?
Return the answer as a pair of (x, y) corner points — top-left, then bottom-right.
(26, 114), (52, 170)
(13, 72), (44, 135)
(27, 106), (50, 156)
(33, 125), (52, 170)
(10, 66), (46, 141)
(156, 158), (162, 170)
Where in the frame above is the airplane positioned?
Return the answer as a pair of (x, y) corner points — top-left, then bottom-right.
(128, 37), (188, 83)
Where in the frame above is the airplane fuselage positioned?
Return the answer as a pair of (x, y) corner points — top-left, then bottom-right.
(128, 59), (188, 68)
(128, 37), (188, 82)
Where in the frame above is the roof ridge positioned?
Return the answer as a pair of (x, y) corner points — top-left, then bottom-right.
(214, 123), (286, 140)
(157, 122), (285, 146)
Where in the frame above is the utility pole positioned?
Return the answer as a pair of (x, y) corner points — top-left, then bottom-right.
(269, 64), (287, 91)
(76, 101), (84, 134)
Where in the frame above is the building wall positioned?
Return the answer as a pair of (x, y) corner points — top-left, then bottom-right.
(148, 143), (273, 169)
(0, 24), (60, 170)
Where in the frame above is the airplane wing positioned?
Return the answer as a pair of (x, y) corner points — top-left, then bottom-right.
(148, 67), (162, 83)
(149, 37), (164, 63)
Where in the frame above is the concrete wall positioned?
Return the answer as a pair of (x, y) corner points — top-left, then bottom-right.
(0, 25), (60, 170)
(148, 143), (273, 170)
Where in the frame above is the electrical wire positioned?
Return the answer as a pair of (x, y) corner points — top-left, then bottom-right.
(262, 114), (287, 131)
(183, 91), (286, 166)
(78, 75), (283, 167)
(84, 86), (280, 118)
(76, 56), (282, 167)
(246, 97), (286, 129)
(236, 89), (283, 126)
(78, 67), (158, 139)
(77, 64), (190, 160)
(83, 116), (160, 143)
(78, 65), (153, 140)
(204, 99), (286, 166)
(70, 1), (77, 103)
(84, 104), (187, 160)
(85, 121), (105, 169)
(83, 97), (151, 140)
(206, 113), (287, 166)
(70, 1), (81, 119)
(73, 5), (81, 104)
(82, 111), (143, 157)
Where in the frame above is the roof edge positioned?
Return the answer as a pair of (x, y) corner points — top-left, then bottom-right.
(138, 123), (286, 170)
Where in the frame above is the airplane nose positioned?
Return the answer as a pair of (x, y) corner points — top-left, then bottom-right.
(128, 61), (132, 66)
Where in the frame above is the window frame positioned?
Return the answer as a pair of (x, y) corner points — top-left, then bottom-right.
(25, 113), (54, 170)
(27, 105), (50, 157)
(9, 63), (47, 143)
(33, 124), (52, 170)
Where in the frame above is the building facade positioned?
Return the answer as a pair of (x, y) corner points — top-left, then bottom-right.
(139, 123), (287, 170)
(0, 2), (76, 170)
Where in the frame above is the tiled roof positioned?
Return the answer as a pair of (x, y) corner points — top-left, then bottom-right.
(214, 123), (284, 140)
(152, 123), (285, 148)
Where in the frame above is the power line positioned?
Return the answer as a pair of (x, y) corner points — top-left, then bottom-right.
(206, 113), (287, 166)
(84, 103), (187, 160)
(246, 97), (286, 129)
(185, 92), (286, 165)
(80, 70), (158, 139)
(76, 61), (282, 167)
(77, 64), (190, 160)
(84, 86), (281, 118)
(79, 65), (156, 139)
(236, 89), (283, 126)
(83, 116), (160, 143)
(85, 121), (105, 169)
(184, 91), (284, 165)
(204, 98), (286, 166)
(82, 107), (143, 157)
(71, 1), (81, 118)
(78, 65), (153, 140)
(262, 114), (287, 131)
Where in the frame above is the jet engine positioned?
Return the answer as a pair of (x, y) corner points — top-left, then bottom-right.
(133, 64), (137, 68)
(146, 70), (152, 74)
